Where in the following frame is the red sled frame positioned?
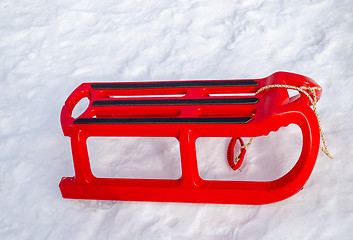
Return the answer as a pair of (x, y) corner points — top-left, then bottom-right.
(60, 72), (321, 204)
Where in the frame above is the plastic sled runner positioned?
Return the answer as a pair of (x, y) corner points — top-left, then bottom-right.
(60, 72), (322, 204)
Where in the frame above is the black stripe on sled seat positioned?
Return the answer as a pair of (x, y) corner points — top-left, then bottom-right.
(91, 80), (258, 90)
(92, 98), (258, 106)
(74, 117), (252, 124)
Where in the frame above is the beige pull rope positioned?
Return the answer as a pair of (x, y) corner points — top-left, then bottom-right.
(242, 84), (333, 159)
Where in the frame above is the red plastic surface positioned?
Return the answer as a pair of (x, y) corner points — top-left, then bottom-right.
(60, 72), (322, 204)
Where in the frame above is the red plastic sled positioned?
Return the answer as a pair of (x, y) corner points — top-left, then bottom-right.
(60, 72), (321, 204)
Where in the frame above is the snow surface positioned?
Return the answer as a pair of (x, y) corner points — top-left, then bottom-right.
(1, 0), (353, 239)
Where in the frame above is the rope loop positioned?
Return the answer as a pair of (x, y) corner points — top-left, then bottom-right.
(227, 137), (247, 171)
(255, 84), (333, 159)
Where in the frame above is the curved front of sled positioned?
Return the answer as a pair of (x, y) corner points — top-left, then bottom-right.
(198, 106), (320, 204)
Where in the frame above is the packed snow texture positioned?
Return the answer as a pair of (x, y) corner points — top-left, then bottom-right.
(1, 0), (353, 239)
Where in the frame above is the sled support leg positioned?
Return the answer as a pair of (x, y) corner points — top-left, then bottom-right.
(179, 130), (202, 188)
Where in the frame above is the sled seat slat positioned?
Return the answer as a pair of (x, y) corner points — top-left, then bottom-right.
(73, 117), (253, 124)
(92, 98), (259, 106)
(91, 80), (258, 90)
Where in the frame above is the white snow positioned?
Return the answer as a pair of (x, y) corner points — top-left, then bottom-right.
(1, 0), (353, 239)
